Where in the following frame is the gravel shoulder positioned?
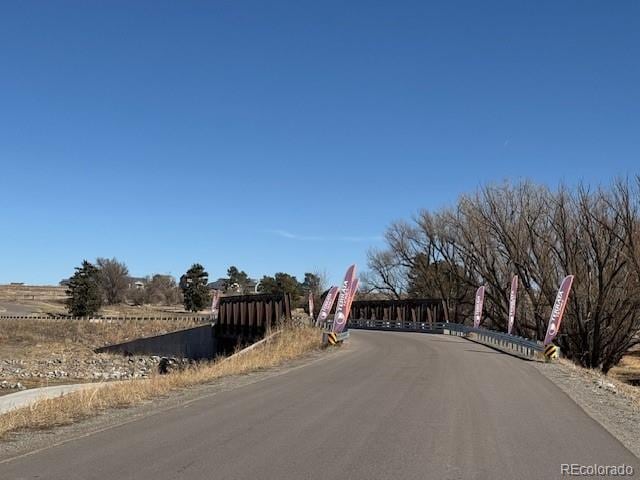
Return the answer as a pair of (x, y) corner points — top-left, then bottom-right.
(535, 359), (640, 458)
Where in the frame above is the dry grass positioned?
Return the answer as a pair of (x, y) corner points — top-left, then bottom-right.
(610, 349), (640, 387)
(0, 317), (207, 349)
(0, 325), (323, 439)
(557, 357), (640, 408)
(0, 299), (200, 317)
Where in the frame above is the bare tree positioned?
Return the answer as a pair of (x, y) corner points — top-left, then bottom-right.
(366, 180), (640, 372)
(146, 274), (181, 305)
(96, 257), (129, 305)
(363, 247), (408, 299)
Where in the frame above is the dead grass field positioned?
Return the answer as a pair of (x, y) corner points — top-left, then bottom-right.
(0, 325), (322, 439)
(0, 317), (208, 365)
(0, 317), (207, 349)
(0, 299), (199, 317)
(610, 348), (640, 387)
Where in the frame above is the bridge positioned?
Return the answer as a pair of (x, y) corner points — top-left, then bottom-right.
(344, 298), (544, 358)
(94, 294), (293, 359)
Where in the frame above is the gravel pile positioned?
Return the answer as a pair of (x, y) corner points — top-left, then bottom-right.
(0, 354), (162, 382)
(0, 380), (25, 390)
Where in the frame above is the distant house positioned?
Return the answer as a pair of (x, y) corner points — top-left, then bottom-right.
(207, 278), (227, 291)
(127, 277), (147, 289)
(245, 279), (260, 293)
(207, 278), (260, 294)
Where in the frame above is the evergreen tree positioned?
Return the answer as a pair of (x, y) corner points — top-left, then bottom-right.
(180, 263), (211, 312)
(257, 272), (303, 301)
(66, 260), (103, 317)
(225, 266), (250, 293)
(302, 272), (322, 296)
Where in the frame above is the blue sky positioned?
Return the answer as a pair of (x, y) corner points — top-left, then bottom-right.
(1, 1), (638, 286)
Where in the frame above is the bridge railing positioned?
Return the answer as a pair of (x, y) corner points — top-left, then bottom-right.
(347, 318), (543, 359)
(443, 323), (543, 358)
(347, 319), (446, 332)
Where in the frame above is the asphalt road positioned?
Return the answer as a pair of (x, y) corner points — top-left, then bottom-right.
(0, 331), (637, 480)
(0, 384), (101, 415)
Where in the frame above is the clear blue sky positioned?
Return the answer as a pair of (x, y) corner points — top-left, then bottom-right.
(1, 1), (638, 286)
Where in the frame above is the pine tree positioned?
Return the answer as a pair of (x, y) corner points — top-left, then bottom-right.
(66, 260), (103, 317)
(180, 263), (211, 312)
(225, 266), (250, 293)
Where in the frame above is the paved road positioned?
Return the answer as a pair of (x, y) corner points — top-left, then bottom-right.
(0, 331), (637, 479)
(0, 383), (102, 414)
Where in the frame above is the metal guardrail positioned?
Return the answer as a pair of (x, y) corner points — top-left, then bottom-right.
(348, 319), (446, 332)
(348, 318), (543, 359)
(442, 323), (543, 358)
(322, 330), (350, 346)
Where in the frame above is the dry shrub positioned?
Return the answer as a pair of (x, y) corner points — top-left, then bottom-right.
(557, 358), (640, 409)
(0, 325), (322, 439)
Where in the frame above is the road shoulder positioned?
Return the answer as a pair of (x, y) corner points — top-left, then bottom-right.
(535, 360), (640, 459)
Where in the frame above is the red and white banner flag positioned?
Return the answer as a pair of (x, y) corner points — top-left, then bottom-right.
(308, 293), (315, 319)
(211, 290), (221, 320)
(508, 276), (518, 335)
(315, 286), (339, 327)
(332, 264), (357, 333)
(544, 275), (575, 346)
(473, 286), (485, 328)
(344, 278), (359, 321)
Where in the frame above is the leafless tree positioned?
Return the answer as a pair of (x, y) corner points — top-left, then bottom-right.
(146, 274), (182, 305)
(366, 179), (640, 372)
(96, 257), (129, 305)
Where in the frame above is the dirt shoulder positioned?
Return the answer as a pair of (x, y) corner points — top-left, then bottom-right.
(535, 359), (640, 458)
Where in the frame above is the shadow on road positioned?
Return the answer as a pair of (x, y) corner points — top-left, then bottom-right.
(463, 349), (503, 355)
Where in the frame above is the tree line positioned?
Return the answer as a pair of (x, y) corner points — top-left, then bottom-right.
(364, 178), (640, 372)
(65, 260), (326, 316)
(65, 258), (183, 316)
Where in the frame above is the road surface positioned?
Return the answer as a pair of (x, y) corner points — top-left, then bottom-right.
(0, 383), (103, 414)
(0, 331), (637, 479)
